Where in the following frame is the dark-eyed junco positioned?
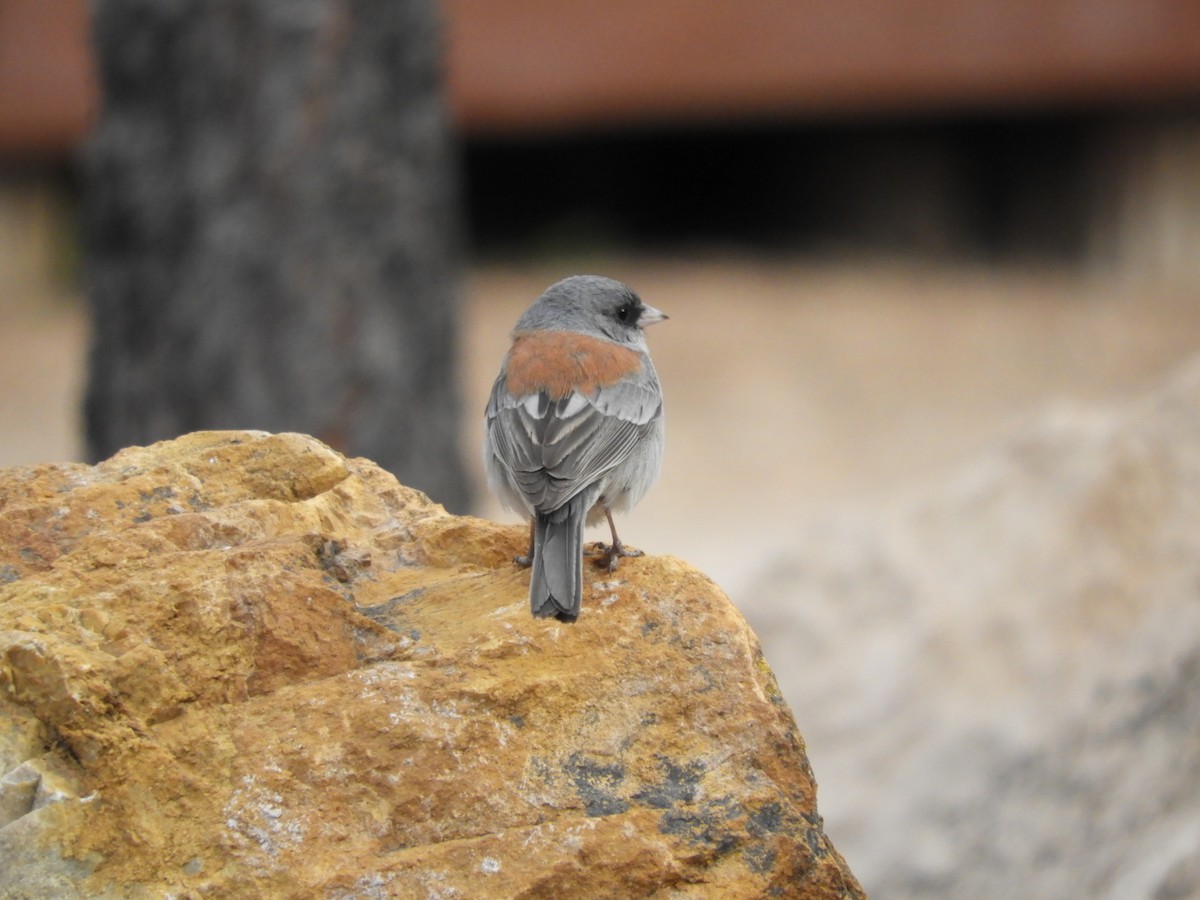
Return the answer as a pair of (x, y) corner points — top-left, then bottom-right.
(483, 275), (667, 621)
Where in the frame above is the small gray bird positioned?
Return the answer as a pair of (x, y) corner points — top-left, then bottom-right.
(483, 275), (667, 621)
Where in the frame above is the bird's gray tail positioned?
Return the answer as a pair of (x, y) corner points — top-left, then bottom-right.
(530, 494), (586, 621)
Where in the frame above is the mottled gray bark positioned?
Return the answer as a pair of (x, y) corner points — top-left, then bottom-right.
(85, 0), (469, 511)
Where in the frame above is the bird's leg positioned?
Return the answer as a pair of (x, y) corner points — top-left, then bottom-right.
(514, 518), (534, 568)
(598, 507), (644, 572)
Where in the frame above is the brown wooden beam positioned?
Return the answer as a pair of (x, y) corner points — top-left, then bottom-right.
(4, 0), (1200, 155)
(444, 0), (1200, 133)
(0, 0), (97, 157)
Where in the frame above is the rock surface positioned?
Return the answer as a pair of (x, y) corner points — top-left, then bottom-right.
(0, 431), (861, 898)
(745, 356), (1200, 898)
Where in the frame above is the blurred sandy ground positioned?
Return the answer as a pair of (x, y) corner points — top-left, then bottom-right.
(4, 198), (1200, 601)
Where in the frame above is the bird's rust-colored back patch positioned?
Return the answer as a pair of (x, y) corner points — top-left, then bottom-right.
(505, 330), (642, 400)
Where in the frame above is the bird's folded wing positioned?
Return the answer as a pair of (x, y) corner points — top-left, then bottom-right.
(486, 373), (661, 513)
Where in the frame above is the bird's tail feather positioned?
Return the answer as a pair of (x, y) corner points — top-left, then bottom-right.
(530, 495), (586, 621)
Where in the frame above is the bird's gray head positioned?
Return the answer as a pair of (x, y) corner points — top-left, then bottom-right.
(516, 275), (668, 347)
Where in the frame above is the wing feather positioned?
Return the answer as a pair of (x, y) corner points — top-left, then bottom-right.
(485, 361), (661, 514)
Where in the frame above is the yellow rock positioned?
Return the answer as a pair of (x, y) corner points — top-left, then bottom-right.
(0, 431), (862, 898)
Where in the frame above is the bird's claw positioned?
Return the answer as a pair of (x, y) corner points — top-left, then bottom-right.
(595, 540), (644, 573)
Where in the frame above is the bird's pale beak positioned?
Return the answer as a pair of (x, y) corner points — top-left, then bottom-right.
(641, 305), (668, 326)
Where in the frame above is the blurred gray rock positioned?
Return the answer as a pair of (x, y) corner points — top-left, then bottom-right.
(745, 356), (1200, 898)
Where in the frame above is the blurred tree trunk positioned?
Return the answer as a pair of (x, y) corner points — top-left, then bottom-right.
(84, 0), (470, 511)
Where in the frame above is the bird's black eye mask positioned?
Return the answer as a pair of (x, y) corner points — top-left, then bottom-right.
(613, 296), (643, 326)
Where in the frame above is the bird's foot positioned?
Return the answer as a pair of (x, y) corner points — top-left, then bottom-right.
(514, 520), (535, 568)
(594, 538), (644, 573)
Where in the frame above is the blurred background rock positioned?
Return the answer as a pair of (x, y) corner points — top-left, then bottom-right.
(2, 1), (1200, 895)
